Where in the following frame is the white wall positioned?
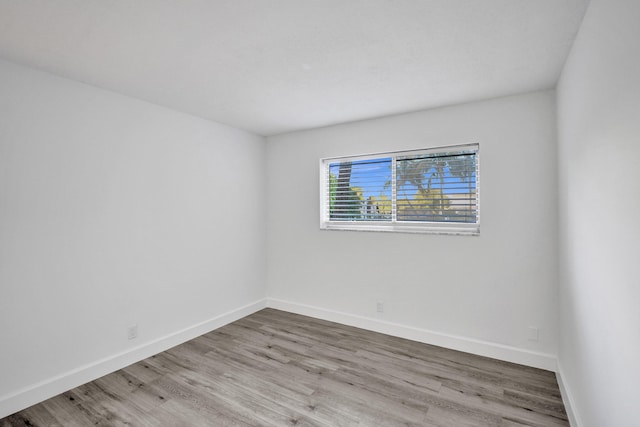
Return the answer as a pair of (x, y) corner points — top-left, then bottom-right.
(0, 59), (266, 417)
(266, 91), (559, 368)
(556, 0), (640, 425)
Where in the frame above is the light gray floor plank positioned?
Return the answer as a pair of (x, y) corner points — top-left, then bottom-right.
(1, 309), (568, 426)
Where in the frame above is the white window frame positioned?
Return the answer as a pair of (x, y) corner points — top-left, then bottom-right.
(319, 143), (480, 235)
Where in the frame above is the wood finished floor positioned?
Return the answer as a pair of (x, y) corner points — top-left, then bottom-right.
(1, 309), (568, 426)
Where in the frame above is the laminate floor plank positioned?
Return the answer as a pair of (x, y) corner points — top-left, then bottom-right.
(1, 309), (568, 426)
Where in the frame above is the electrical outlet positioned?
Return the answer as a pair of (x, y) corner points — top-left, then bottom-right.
(376, 302), (384, 313)
(528, 326), (539, 342)
(127, 324), (138, 340)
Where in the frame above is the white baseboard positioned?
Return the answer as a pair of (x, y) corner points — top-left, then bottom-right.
(0, 298), (267, 419)
(267, 298), (557, 371)
(556, 361), (582, 427)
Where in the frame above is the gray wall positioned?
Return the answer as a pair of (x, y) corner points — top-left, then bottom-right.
(557, 0), (640, 425)
(266, 91), (559, 366)
(0, 59), (267, 415)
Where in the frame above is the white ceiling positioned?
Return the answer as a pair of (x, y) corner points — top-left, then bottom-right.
(0, 0), (589, 136)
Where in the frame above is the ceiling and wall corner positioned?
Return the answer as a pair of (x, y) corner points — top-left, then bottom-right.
(0, 0), (589, 136)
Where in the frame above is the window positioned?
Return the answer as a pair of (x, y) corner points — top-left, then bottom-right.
(320, 144), (479, 234)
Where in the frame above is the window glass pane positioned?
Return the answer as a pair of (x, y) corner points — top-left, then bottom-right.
(328, 157), (392, 221)
(396, 152), (477, 223)
(321, 144), (479, 234)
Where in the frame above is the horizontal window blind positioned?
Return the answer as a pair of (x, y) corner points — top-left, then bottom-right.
(396, 150), (477, 223)
(320, 144), (479, 234)
(327, 157), (392, 221)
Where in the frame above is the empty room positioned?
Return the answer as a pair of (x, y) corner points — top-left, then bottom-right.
(0, 0), (638, 426)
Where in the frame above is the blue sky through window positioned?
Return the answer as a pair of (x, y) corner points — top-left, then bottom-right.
(329, 157), (392, 200)
(329, 156), (476, 200)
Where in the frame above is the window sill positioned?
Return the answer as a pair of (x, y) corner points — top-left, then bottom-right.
(320, 221), (479, 236)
